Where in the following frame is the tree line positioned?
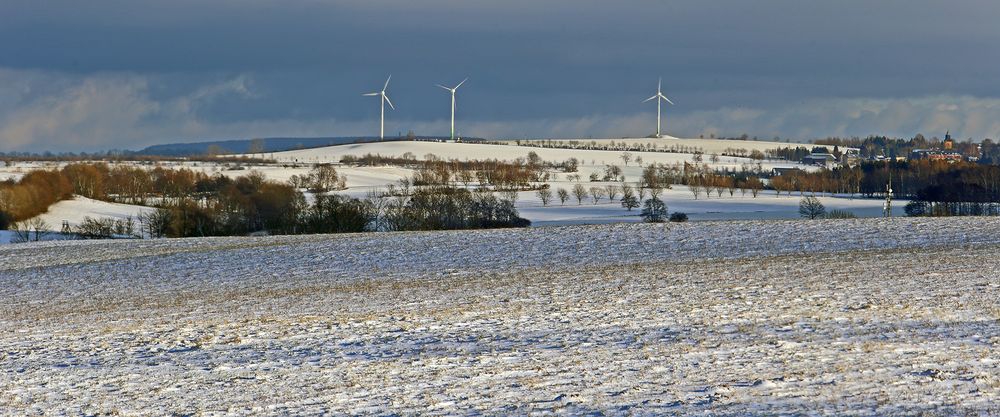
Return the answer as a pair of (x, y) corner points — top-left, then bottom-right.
(1, 162), (530, 239)
(771, 160), (1000, 216)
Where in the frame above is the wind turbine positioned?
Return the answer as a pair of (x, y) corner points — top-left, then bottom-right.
(363, 75), (395, 140)
(436, 77), (467, 140)
(643, 78), (674, 138)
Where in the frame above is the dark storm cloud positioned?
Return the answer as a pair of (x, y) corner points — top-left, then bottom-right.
(2, 0), (1000, 151)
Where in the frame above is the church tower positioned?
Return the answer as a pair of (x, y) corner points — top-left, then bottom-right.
(943, 131), (954, 150)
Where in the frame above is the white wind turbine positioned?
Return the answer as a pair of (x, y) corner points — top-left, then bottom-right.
(643, 78), (674, 138)
(436, 77), (467, 140)
(363, 75), (395, 140)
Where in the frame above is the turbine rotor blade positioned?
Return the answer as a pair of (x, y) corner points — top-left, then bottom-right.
(662, 95), (675, 105)
(383, 94), (395, 110)
(455, 77), (468, 89)
(383, 75), (392, 91)
(643, 95), (658, 103)
(436, 84), (451, 91)
(363, 92), (380, 96)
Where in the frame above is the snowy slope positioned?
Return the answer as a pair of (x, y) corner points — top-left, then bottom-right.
(0, 196), (155, 244)
(1, 218), (998, 415)
(31, 196), (156, 228)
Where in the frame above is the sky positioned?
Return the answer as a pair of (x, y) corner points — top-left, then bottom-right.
(2, 0), (1000, 152)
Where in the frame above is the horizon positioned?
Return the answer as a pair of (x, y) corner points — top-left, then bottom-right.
(0, 132), (974, 156)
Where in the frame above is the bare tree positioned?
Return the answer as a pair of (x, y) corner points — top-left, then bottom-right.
(649, 185), (664, 200)
(27, 218), (49, 241)
(536, 187), (553, 206)
(572, 183), (589, 205)
(10, 222), (31, 243)
(12, 218), (50, 242)
(139, 209), (171, 238)
(398, 177), (412, 196)
(365, 189), (391, 231)
(501, 189), (520, 203)
(590, 186), (606, 204)
(605, 184), (620, 201)
(620, 152), (633, 166)
(458, 170), (475, 188)
(799, 196), (826, 219)
(308, 164), (340, 193)
(747, 177), (763, 198)
(620, 185), (639, 211)
(557, 188), (570, 205)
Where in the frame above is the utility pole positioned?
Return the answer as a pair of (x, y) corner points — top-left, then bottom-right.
(884, 163), (893, 217)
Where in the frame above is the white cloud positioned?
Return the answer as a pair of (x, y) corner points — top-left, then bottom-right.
(0, 69), (260, 151)
(663, 96), (1000, 141)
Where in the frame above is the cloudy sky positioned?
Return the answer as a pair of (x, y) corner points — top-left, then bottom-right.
(2, 0), (999, 152)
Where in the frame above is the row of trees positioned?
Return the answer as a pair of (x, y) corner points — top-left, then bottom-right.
(482, 139), (708, 156)
(1, 162), (532, 239)
(145, 185), (530, 238)
(765, 146), (842, 162)
(342, 152), (576, 191)
(771, 160), (1000, 200)
(773, 160), (1000, 217)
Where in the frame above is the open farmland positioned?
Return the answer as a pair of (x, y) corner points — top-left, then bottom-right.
(265, 138), (806, 172)
(1, 218), (998, 415)
(2, 137), (888, 235)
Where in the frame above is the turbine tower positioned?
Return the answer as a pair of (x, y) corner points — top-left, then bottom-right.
(436, 78), (467, 140)
(643, 78), (674, 138)
(363, 75), (395, 140)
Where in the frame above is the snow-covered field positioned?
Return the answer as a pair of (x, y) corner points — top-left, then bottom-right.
(260, 138), (871, 223)
(0, 196), (155, 244)
(267, 138), (805, 173)
(0, 138), (876, 236)
(32, 196), (155, 228)
(511, 187), (901, 225)
(1, 218), (998, 415)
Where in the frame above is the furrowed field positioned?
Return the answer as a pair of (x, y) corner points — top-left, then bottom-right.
(2, 218), (998, 415)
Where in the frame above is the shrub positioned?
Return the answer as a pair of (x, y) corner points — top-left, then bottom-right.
(383, 187), (530, 231)
(825, 209), (857, 219)
(75, 216), (139, 239)
(669, 212), (688, 222)
(904, 200), (929, 217)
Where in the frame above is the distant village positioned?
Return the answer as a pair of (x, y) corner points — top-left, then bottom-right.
(799, 132), (975, 169)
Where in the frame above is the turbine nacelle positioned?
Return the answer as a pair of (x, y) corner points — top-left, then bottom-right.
(436, 77), (468, 94)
